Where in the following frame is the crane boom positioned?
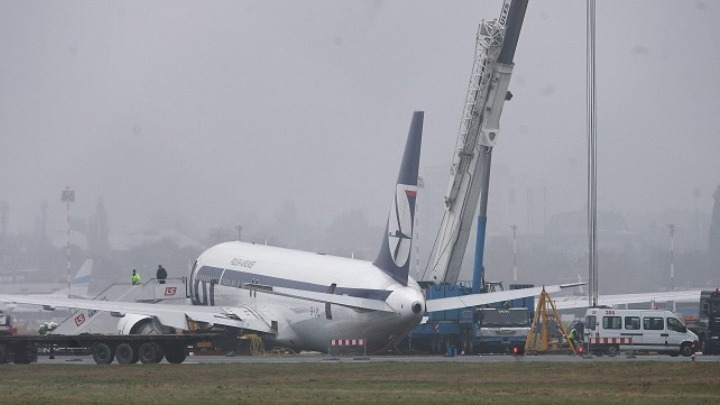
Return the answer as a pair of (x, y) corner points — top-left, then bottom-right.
(428, 0), (527, 285)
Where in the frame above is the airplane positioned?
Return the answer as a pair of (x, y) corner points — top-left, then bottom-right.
(0, 111), (580, 352)
(0, 259), (93, 313)
(0, 259), (92, 297)
(61, 258), (93, 298)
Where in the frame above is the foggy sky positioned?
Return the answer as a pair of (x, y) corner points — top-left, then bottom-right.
(1, 1), (719, 246)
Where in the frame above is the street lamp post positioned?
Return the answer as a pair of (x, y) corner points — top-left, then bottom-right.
(61, 187), (75, 297)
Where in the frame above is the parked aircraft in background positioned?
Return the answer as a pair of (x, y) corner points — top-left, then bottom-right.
(553, 289), (701, 311)
(0, 259), (93, 313)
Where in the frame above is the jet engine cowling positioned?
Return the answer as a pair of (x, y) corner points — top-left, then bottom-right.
(117, 314), (173, 335)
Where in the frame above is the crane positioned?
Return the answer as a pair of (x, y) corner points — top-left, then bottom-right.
(409, 0), (531, 355)
(427, 0), (527, 291)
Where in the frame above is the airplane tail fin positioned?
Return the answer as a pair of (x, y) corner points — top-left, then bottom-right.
(52, 259), (93, 298)
(71, 259), (93, 297)
(373, 111), (423, 286)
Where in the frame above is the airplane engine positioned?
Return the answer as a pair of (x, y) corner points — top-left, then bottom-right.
(117, 314), (173, 335)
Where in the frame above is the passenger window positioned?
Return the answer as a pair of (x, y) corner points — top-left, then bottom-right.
(643, 317), (664, 330)
(602, 316), (622, 330)
(624, 316), (640, 330)
(667, 317), (685, 332)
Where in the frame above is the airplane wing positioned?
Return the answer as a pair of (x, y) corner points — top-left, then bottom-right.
(0, 294), (277, 334)
(0, 285), (396, 334)
(552, 290), (702, 310)
(424, 283), (583, 313)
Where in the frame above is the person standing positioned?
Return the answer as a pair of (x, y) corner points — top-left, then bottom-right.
(156, 265), (167, 284)
(131, 269), (141, 285)
(568, 327), (579, 347)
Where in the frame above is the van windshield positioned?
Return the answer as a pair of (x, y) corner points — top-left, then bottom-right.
(667, 317), (685, 333)
(711, 300), (720, 314)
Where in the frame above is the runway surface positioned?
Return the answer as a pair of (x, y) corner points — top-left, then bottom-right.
(34, 351), (718, 365)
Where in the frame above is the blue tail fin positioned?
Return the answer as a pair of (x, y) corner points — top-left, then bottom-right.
(373, 111), (423, 285)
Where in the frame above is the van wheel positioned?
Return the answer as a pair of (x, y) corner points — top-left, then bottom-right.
(680, 343), (693, 357)
(607, 345), (619, 357)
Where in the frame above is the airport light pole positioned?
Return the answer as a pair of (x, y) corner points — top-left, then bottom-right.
(586, 0), (599, 308)
(668, 223), (675, 291)
(236, 225), (242, 242)
(61, 187), (75, 297)
(511, 224), (518, 282)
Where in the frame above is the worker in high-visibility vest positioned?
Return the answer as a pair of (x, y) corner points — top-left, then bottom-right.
(131, 269), (141, 285)
(568, 327), (579, 346)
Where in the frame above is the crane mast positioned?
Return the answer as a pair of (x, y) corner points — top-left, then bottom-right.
(428, 0), (527, 286)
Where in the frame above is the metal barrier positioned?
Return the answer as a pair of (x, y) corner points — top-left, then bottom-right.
(587, 337), (633, 345)
(326, 338), (369, 360)
(585, 337), (634, 357)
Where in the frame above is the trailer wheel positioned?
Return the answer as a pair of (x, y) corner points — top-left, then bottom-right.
(139, 342), (163, 364)
(92, 343), (114, 364)
(164, 344), (188, 364)
(115, 343), (137, 364)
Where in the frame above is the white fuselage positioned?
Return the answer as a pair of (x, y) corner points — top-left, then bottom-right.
(190, 242), (425, 352)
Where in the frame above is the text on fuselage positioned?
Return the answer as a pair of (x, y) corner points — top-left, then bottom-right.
(230, 258), (257, 268)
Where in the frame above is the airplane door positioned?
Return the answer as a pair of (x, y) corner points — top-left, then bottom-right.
(325, 283), (337, 320)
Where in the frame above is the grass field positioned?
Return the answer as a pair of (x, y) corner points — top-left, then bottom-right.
(1, 361), (719, 404)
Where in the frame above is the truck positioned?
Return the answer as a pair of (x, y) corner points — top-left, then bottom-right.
(693, 289), (720, 354)
(409, 283), (533, 354)
(0, 331), (220, 364)
(583, 308), (699, 357)
(0, 283), (227, 364)
(475, 307), (531, 354)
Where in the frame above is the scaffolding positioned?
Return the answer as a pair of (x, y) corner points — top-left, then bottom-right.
(525, 288), (577, 355)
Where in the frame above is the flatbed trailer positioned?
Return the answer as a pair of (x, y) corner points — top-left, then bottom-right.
(0, 332), (220, 365)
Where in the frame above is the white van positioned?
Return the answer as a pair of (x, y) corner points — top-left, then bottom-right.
(583, 308), (699, 357)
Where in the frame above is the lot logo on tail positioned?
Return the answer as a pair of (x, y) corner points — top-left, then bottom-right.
(387, 184), (417, 267)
